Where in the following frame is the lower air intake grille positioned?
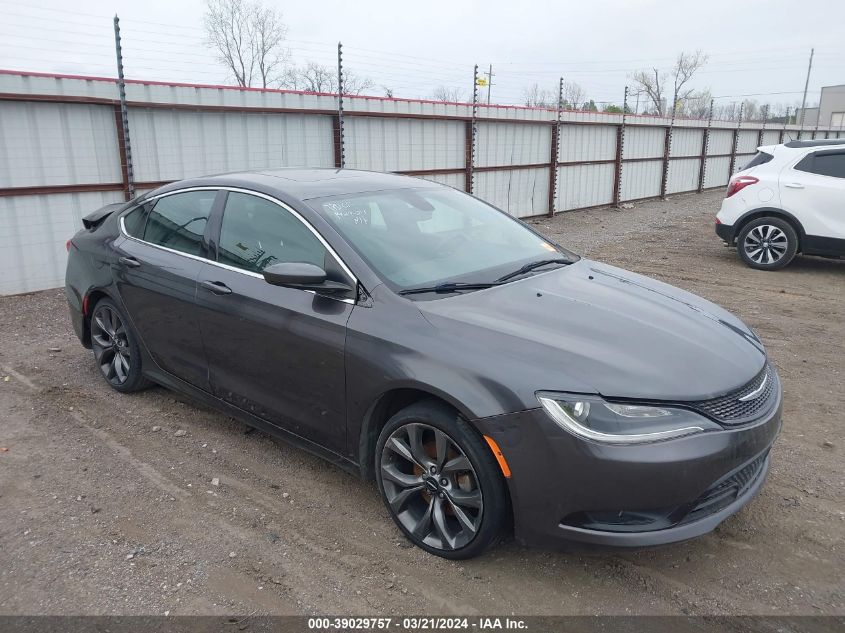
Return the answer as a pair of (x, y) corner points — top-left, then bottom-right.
(682, 452), (768, 524)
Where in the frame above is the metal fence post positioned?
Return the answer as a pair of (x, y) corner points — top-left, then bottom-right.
(613, 86), (628, 208)
(336, 42), (346, 169)
(728, 101), (744, 176)
(113, 15), (135, 200)
(697, 98), (714, 193)
(466, 64), (479, 195)
(780, 107), (789, 144)
(758, 104), (768, 149)
(547, 77), (563, 218)
(660, 105), (676, 200)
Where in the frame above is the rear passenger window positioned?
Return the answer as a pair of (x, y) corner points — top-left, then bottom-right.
(794, 152), (845, 179)
(122, 203), (150, 238)
(144, 191), (216, 256)
(218, 192), (327, 273)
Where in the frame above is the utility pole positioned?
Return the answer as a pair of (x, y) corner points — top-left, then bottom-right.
(113, 15), (135, 200)
(483, 64), (494, 105)
(798, 48), (814, 131)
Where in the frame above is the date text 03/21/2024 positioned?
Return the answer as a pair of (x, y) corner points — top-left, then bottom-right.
(306, 617), (528, 630)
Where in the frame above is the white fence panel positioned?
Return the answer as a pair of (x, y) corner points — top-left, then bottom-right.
(621, 159), (662, 200)
(0, 101), (121, 187)
(670, 128), (704, 157)
(0, 191), (124, 295)
(623, 126), (665, 159)
(556, 163), (615, 211)
(474, 168), (550, 218)
(129, 109), (333, 182)
(761, 130), (781, 145)
(345, 117), (463, 172)
(476, 122), (550, 167)
(667, 158), (701, 194)
(704, 156), (731, 188)
(708, 130), (734, 155)
(416, 172), (464, 190)
(737, 130), (759, 153)
(558, 124), (616, 162)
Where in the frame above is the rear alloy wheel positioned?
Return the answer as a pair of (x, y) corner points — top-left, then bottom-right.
(90, 299), (150, 392)
(737, 217), (798, 270)
(375, 401), (508, 559)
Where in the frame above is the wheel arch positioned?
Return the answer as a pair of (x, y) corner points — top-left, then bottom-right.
(80, 288), (121, 346)
(733, 207), (806, 251)
(357, 385), (478, 481)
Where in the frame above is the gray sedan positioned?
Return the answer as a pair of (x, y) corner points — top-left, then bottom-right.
(65, 169), (781, 559)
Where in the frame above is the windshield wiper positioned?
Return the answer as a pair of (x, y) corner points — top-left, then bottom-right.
(495, 258), (570, 283)
(398, 282), (502, 296)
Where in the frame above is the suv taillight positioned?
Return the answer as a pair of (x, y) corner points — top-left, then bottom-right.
(726, 176), (758, 198)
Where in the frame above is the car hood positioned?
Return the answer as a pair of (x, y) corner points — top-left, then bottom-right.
(417, 259), (767, 401)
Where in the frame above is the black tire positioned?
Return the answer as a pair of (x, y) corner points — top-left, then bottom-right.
(737, 217), (798, 270)
(90, 298), (151, 393)
(375, 400), (508, 559)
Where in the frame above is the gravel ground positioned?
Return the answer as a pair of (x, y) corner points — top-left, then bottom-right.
(0, 190), (843, 616)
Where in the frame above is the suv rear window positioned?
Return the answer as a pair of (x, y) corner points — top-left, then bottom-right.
(741, 152), (774, 170)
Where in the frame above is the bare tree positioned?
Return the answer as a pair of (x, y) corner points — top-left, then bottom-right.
(282, 61), (374, 95)
(561, 80), (584, 109)
(630, 68), (665, 115)
(522, 83), (555, 108)
(522, 81), (586, 109)
(343, 71), (374, 96)
(431, 86), (465, 102)
(203, 0), (288, 88)
(631, 50), (709, 116)
(679, 89), (712, 119)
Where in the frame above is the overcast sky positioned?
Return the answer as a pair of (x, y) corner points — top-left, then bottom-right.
(1, 0), (843, 111)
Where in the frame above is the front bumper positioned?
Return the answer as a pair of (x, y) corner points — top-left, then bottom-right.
(716, 221), (735, 244)
(475, 387), (781, 549)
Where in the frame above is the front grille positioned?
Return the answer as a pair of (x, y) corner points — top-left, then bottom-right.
(689, 363), (777, 425)
(681, 452), (769, 524)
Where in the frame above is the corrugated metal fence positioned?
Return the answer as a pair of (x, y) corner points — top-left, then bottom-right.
(1, 70), (842, 295)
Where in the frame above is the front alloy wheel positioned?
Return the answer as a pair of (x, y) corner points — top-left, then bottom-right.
(381, 423), (483, 550)
(376, 402), (508, 559)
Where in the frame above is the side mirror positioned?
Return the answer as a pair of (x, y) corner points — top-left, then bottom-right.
(262, 262), (353, 296)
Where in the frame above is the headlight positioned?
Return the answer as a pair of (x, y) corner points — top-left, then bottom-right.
(536, 392), (720, 444)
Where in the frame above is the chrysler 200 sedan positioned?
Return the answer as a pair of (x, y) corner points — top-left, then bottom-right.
(66, 169), (782, 559)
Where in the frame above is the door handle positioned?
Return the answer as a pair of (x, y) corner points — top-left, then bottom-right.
(118, 256), (141, 268)
(784, 183), (804, 189)
(201, 280), (232, 295)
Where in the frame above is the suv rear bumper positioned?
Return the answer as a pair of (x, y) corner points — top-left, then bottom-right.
(716, 221), (734, 244)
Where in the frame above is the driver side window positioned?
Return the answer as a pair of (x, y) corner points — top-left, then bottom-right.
(218, 192), (328, 273)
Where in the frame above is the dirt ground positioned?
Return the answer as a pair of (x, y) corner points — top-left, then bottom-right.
(0, 190), (842, 616)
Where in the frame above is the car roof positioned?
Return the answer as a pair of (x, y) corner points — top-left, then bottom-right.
(148, 168), (441, 202)
(782, 139), (845, 149)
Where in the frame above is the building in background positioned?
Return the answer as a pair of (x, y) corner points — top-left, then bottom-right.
(796, 84), (845, 127)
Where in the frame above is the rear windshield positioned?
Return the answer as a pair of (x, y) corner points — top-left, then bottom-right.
(741, 151), (774, 170)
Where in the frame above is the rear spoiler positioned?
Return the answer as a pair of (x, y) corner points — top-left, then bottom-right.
(82, 202), (131, 230)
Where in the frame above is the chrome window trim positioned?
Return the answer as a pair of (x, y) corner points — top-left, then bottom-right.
(119, 186), (358, 305)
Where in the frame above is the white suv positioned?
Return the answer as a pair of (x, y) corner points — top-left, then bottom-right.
(715, 139), (845, 270)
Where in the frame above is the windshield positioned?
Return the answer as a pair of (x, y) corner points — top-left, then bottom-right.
(311, 187), (576, 293)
